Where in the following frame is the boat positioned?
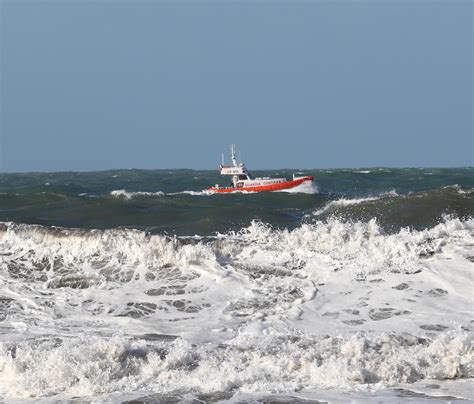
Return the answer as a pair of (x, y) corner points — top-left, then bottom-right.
(207, 145), (314, 193)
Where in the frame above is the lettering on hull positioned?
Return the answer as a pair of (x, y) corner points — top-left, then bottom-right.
(209, 176), (314, 193)
(209, 145), (314, 193)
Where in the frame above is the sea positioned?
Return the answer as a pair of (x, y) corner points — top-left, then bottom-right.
(0, 167), (472, 402)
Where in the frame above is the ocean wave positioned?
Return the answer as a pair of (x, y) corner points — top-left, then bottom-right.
(1, 168), (473, 400)
(0, 221), (212, 282)
(110, 189), (165, 199)
(110, 189), (253, 197)
(310, 188), (473, 231)
(313, 190), (399, 216)
(0, 218), (473, 399)
(276, 180), (319, 194)
(0, 329), (471, 398)
(169, 190), (214, 196)
(1, 215), (472, 282)
(222, 217), (473, 277)
(109, 185), (319, 198)
(442, 184), (473, 195)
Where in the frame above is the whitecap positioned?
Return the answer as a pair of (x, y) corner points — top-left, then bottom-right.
(313, 190), (398, 215)
(110, 189), (165, 199)
(0, 217), (472, 400)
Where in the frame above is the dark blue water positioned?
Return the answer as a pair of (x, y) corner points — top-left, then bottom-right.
(0, 167), (473, 401)
(1, 167), (472, 235)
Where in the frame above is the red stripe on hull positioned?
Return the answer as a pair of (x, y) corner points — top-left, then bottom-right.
(208, 176), (314, 193)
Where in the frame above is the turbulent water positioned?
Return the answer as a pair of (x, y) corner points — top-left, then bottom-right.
(0, 168), (473, 402)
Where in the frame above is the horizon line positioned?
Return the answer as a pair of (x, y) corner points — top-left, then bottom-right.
(1, 166), (473, 175)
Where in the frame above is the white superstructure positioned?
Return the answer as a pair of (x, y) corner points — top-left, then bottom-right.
(218, 145), (287, 189)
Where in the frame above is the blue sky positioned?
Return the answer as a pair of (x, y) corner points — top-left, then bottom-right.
(1, 0), (472, 171)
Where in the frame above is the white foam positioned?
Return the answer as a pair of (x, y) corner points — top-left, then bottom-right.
(205, 189), (258, 195)
(0, 329), (471, 399)
(442, 184), (473, 195)
(277, 180), (319, 194)
(313, 190), (399, 216)
(110, 189), (165, 199)
(110, 184), (320, 197)
(0, 217), (472, 400)
(168, 190), (214, 196)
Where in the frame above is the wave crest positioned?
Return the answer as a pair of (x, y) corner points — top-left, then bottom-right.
(110, 190), (165, 199)
(1, 329), (471, 398)
(1, 216), (472, 282)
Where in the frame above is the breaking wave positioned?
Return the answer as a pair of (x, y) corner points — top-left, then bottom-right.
(277, 180), (319, 194)
(110, 189), (216, 198)
(312, 190), (399, 216)
(110, 189), (165, 199)
(0, 328), (471, 398)
(109, 187), (317, 198)
(310, 187), (473, 231)
(0, 216), (473, 400)
(2, 216), (472, 282)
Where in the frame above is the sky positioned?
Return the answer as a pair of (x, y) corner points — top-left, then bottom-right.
(0, 0), (472, 172)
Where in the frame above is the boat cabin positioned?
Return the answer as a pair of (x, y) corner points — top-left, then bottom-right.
(209, 145), (313, 193)
(219, 164), (253, 188)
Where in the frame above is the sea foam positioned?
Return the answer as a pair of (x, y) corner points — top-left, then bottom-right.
(0, 329), (471, 398)
(0, 218), (472, 400)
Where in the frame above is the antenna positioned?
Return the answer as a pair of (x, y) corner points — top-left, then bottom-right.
(230, 144), (238, 167)
(221, 153), (224, 166)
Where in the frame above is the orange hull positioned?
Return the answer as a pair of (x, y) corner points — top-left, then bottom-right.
(208, 176), (314, 193)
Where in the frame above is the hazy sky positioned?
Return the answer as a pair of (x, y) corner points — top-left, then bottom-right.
(1, 0), (472, 171)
